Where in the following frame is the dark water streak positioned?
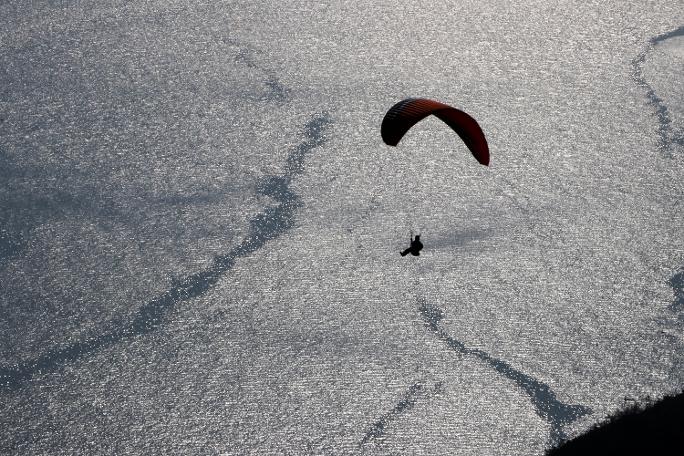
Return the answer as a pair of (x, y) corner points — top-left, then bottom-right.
(668, 270), (684, 325)
(361, 381), (443, 446)
(228, 37), (290, 103)
(418, 299), (592, 447)
(631, 25), (684, 154)
(0, 113), (331, 392)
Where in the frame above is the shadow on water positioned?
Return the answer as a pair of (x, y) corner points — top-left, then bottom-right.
(426, 228), (494, 251)
(418, 298), (592, 447)
(0, 113), (332, 392)
(632, 25), (684, 154)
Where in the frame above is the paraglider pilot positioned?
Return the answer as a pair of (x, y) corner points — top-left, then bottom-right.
(400, 234), (423, 257)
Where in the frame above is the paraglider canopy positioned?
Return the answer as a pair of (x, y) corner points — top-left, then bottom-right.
(381, 98), (490, 166)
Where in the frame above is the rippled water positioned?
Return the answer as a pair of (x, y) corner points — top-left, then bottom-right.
(1, 1), (683, 454)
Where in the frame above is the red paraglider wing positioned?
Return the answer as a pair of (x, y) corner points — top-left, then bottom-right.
(381, 98), (490, 166)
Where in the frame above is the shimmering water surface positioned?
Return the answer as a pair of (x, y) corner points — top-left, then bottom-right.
(1, 1), (683, 454)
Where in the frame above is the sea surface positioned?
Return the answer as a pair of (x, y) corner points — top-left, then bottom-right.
(1, 1), (683, 454)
